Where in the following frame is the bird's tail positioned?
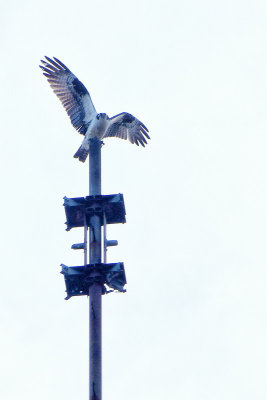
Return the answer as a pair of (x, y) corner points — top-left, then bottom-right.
(73, 145), (89, 162)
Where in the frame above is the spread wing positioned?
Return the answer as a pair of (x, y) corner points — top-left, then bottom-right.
(103, 113), (150, 147)
(40, 56), (97, 135)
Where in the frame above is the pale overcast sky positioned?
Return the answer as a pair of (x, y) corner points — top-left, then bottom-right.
(1, 0), (267, 399)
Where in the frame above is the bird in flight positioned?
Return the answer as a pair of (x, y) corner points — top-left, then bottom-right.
(40, 56), (150, 162)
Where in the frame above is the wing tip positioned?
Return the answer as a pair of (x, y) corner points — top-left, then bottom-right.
(39, 56), (69, 72)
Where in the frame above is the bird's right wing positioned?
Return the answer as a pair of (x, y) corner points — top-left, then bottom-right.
(104, 112), (150, 147)
(40, 56), (97, 135)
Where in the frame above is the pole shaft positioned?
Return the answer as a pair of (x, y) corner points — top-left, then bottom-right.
(89, 138), (102, 400)
(89, 138), (101, 196)
(84, 216), (88, 266)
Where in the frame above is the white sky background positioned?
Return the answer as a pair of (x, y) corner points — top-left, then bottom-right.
(0, 0), (267, 398)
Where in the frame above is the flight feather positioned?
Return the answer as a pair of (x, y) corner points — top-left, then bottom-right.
(104, 113), (150, 147)
(40, 56), (97, 135)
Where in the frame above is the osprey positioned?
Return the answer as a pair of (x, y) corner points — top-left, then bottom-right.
(40, 56), (150, 162)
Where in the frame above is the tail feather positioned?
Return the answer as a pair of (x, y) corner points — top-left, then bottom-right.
(73, 145), (89, 162)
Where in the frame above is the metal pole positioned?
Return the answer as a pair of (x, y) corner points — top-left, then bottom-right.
(84, 215), (88, 266)
(89, 138), (102, 400)
(103, 213), (107, 264)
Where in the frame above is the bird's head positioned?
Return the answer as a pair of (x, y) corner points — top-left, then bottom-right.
(96, 113), (109, 120)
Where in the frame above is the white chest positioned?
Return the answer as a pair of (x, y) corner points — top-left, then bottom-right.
(87, 117), (109, 139)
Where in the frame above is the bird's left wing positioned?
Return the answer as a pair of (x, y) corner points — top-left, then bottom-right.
(40, 56), (97, 135)
(103, 113), (150, 147)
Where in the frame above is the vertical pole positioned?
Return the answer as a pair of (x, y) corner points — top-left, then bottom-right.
(89, 138), (102, 400)
(84, 216), (88, 266)
(103, 213), (107, 264)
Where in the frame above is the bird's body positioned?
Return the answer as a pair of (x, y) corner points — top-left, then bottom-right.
(74, 113), (110, 161)
(88, 114), (110, 139)
(40, 57), (150, 162)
